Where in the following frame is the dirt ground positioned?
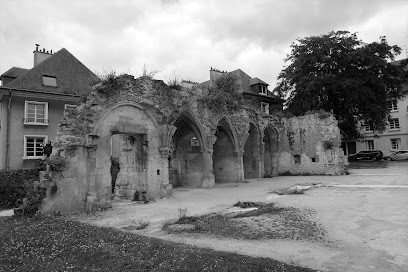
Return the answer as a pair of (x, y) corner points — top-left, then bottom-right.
(77, 161), (408, 272)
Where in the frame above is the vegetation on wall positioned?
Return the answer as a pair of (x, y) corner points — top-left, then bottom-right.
(56, 71), (283, 153)
(198, 74), (243, 115)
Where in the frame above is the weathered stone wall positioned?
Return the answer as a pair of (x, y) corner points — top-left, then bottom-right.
(40, 74), (344, 214)
(278, 113), (346, 175)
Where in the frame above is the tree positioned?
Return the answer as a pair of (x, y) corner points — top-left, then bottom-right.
(275, 31), (408, 140)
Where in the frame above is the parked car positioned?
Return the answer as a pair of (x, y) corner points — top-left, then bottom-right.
(348, 150), (383, 161)
(383, 150), (408, 161)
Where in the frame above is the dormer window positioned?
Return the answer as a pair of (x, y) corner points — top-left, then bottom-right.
(364, 123), (373, 132)
(259, 85), (267, 95)
(42, 75), (57, 87)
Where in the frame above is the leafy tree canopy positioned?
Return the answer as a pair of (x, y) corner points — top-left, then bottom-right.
(275, 30), (408, 140)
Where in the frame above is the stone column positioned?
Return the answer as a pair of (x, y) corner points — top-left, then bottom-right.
(201, 148), (215, 188)
(259, 142), (265, 178)
(201, 134), (217, 188)
(271, 153), (279, 177)
(159, 147), (172, 197)
(157, 124), (177, 197)
(233, 150), (245, 183)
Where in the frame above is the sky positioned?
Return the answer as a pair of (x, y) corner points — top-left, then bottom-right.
(1, 0), (407, 88)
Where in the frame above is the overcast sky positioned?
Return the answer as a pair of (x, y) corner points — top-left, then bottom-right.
(1, 0), (407, 88)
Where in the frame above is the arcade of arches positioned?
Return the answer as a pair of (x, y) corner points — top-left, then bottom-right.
(42, 75), (344, 214)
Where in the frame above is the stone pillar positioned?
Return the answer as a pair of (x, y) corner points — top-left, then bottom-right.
(201, 148), (215, 188)
(233, 150), (245, 182)
(259, 142), (265, 178)
(159, 147), (173, 197)
(271, 153), (279, 177)
(157, 124), (177, 197)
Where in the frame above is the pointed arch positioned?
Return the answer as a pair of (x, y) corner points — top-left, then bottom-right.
(215, 117), (239, 152)
(212, 117), (241, 183)
(171, 109), (206, 150)
(170, 110), (206, 188)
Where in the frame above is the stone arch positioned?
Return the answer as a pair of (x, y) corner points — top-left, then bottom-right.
(212, 117), (242, 183)
(262, 125), (279, 177)
(93, 101), (159, 135)
(170, 110), (206, 188)
(87, 102), (163, 207)
(243, 122), (262, 179)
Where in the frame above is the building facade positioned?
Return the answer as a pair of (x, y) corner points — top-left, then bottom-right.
(0, 45), (99, 169)
(342, 59), (408, 157)
(342, 95), (408, 156)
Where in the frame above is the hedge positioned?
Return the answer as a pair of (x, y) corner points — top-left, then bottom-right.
(0, 169), (39, 209)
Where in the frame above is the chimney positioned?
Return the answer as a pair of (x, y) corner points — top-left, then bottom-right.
(33, 44), (54, 67)
(209, 67), (227, 87)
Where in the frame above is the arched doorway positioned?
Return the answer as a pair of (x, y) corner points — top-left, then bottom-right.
(213, 119), (237, 183)
(243, 123), (261, 179)
(170, 113), (204, 188)
(263, 126), (279, 177)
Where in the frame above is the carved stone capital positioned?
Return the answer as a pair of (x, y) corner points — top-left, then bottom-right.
(157, 124), (177, 149)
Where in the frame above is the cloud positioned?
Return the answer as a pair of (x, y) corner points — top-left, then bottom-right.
(1, 0), (408, 88)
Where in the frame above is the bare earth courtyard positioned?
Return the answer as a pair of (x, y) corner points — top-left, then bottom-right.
(69, 161), (408, 272)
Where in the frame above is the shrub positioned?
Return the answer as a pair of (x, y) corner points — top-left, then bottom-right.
(15, 187), (46, 216)
(323, 140), (334, 150)
(36, 155), (66, 171)
(0, 169), (39, 209)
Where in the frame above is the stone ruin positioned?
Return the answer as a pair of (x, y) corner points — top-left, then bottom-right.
(39, 74), (346, 214)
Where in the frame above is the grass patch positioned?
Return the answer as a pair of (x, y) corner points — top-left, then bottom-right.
(0, 216), (315, 272)
(233, 201), (263, 208)
(270, 187), (305, 195)
(164, 203), (328, 243)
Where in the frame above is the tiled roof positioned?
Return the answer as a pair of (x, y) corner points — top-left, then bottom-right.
(5, 48), (99, 95)
(249, 77), (268, 86)
(1, 67), (29, 78)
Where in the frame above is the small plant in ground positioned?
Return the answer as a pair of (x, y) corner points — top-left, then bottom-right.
(178, 207), (188, 219)
(174, 208), (199, 224)
(15, 187), (46, 216)
(122, 220), (150, 231)
(270, 187), (307, 195)
(233, 201), (263, 208)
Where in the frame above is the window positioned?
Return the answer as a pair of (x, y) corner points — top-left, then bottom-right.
(294, 155), (301, 164)
(389, 118), (400, 130)
(390, 138), (400, 150)
(387, 100), (398, 111)
(365, 140), (374, 150)
(190, 137), (200, 152)
(364, 123), (373, 132)
(261, 102), (269, 114)
(42, 75), (57, 87)
(24, 101), (48, 125)
(64, 104), (77, 116)
(24, 135), (47, 159)
(259, 85), (267, 95)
